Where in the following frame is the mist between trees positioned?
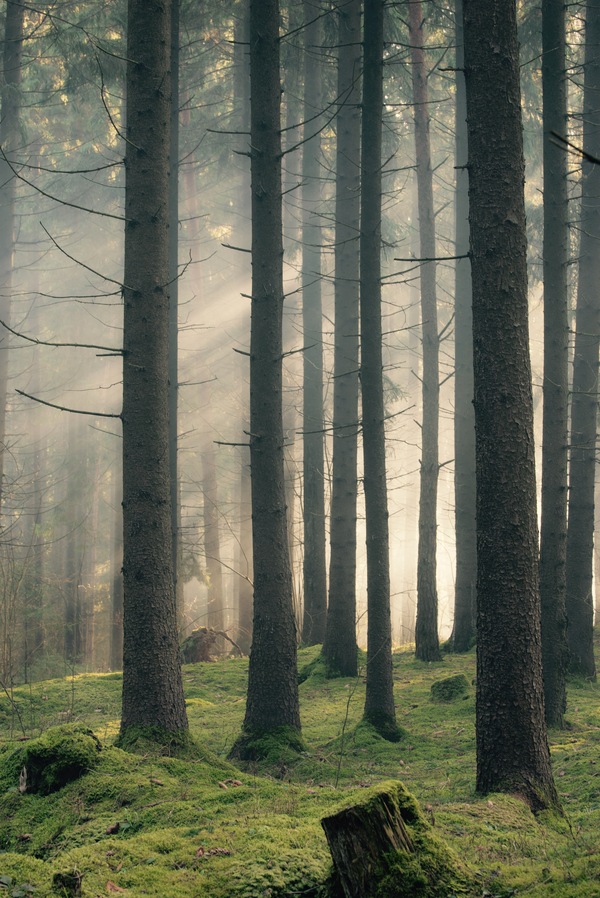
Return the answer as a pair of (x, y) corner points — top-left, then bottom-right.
(0, 0), (594, 802)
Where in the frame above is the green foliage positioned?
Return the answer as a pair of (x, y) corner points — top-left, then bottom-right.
(430, 675), (470, 704)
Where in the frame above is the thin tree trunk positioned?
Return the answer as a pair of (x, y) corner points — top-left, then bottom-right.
(565, 0), (600, 682)
(410, 0), (441, 664)
(540, 0), (569, 724)
(110, 459), (123, 671)
(361, 0), (399, 741)
(464, 0), (559, 809)
(322, 0), (362, 678)
(235, 0), (301, 748)
(120, 0), (188, 739)
(301, 0), (327, 646)
(236, 446), (253, 654)
(451, 0), (476, 652)
(0, 0), (25, 516)
(202, 446), (224, 634)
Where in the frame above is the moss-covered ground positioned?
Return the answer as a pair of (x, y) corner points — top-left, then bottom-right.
(0, 644), (598, 897)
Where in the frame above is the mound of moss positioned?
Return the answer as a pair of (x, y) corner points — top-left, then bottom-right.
(1, 724), (101, 796)
(430, 674), (469, 704)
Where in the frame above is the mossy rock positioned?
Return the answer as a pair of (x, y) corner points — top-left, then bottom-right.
(430, 674), (469, 704)
(20, 724), (101, 795)
(322, 781), (471, 898)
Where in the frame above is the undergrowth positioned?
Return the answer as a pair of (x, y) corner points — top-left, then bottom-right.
(0, 644), (597, 896)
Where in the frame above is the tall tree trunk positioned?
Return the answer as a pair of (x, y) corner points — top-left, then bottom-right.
(119, 0), (188, 739)
(361, 0), (399, 741)
(409, 0), (441, 664)
(464, 0), (558, 810)
(451, 0), (476, 652)
(234, 0), (301, 751)
(322, 0), (362, 678)
(236, 446), (253, 654)
(0, 0), (25, 516)
(169, 0), (183, 628)
(202, 446), (224, 633)
(110, 459), (123, 671)
(565, 0), (600, 682)
(540, 0), (569, 724)
(301, 0), (327, 646)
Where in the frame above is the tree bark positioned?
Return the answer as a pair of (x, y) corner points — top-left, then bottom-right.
(322, 0), (362, 678)
(540, 0), (569, 724)
(361, 0), (398, 739)
(0, 0), (25, 516)
(120, 0), (188, 737)
(409, 0), (441, 664)
(451, 0), (476, 653)
(463, 0), (558, 809)
(236, 446), (253, 655)
(202, 445), (224, 634)
(240, 0), (301, 739)
(301, 0), (327, 647)
(565, 0), (600, 682)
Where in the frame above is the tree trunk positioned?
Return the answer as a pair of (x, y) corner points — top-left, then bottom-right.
(237, 0), (301, 744)
(236, 446), (253, 654)
(169, 0), (183, 629)
(463, 0), (559, 809)
(451, 0), (476, 653)
(0, 0), (25, 516)
(110, 459), (123, 672)
(322, 0), (361, 679)
(361, 0), (398, 740)
(565, 0), (600, 682)
(120, 0), (188, 738)
(202, 445), (224, 634)
(409, 0), (441, 664)
(539, 0), (569, 724)
(301, 0), (327, 646)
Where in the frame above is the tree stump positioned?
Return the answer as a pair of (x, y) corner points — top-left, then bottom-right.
(321, 781), (466, 898)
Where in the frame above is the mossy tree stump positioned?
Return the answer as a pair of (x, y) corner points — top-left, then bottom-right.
(321, 781), (467, 898)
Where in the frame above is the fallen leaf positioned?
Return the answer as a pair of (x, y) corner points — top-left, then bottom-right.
(149, 778), (164, 786)
(106, 823), (120, 835)
(17, 833), (32, 842)
(106, 881), (126, 893)
(196, 846), (205, 858)
(217, 781), (228, 790)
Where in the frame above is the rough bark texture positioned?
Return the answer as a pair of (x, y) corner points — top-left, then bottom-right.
(410, 0), (441, 664)
(120, 0), (188, 736)
(451, 0), (476, 652)
(565, 0), (600, 682)
(301, 0), (327, 647)
(463, 0), (558, 808)
(169, 0), (183, 627)
(361, 0), (397, 737)
(322, 0), (361, 678)
(110, 463), (123, 672)
(322, 786), (414, 898)
(321, 781), (463, 898)
(202, 446), (224, 633)
(0, 0), (25, 515)
(540, 0), (569, 725)
(242, 0), (301, 736)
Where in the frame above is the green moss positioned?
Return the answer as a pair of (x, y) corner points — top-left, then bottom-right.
(430, 674), (470, 704)
(12, 725), (102, 796)
(360, 713), (405, 743)
(228, 726), (306, 767)
(115, 726), (205, 759)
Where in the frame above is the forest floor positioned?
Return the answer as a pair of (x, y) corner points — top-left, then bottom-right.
(0, 643), (598, 897)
